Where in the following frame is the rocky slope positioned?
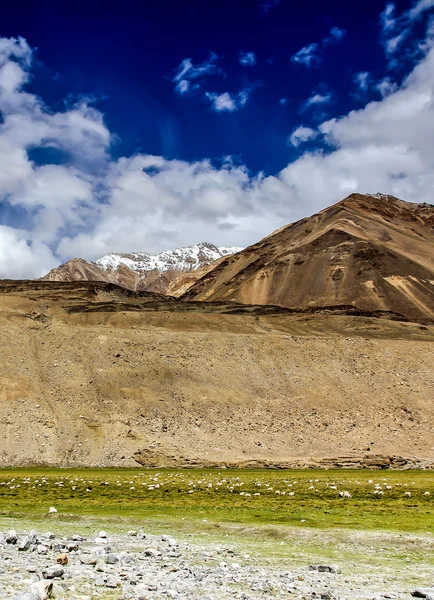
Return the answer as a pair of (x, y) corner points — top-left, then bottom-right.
(183, 194), (434, 322)
(0, 279), (433, 467)
(42, 243), (242, 293)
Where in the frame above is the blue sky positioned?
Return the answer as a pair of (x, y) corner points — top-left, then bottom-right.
(0, 0), (433, 277)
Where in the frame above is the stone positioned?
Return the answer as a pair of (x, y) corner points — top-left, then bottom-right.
(143, 547), (161, 557)
(28, 529), (38, 544)
(412, 591), (434, 599)
(309, 565), (341, 574)
(79, 555), (98, 565)
(105, 553), (119, 564)
(6, 529), (18, 544)
(42, 566), (65, 579)
(105, 575), (120, 588)
(13, 581), (54, 600)
(18, 537), (31, 552)
(90, 546), (106, 555)
(66, 541), (79, 551)
(48, 507), (58, 514)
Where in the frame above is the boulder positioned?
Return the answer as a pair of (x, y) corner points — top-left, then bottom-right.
(42, 566), (64, 579)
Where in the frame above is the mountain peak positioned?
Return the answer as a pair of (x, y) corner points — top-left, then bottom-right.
(96, 243), (242, 274)
(182, 194), (434, 322)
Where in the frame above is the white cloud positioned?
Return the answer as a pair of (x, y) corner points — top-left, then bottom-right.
(409, 0), (434, 20)
(380, 3), (397, 32)
(205, 92), (237, 112)
(354, 71), (371, 93)
(303, 92), (333, 109)
(239, 51), (256, 66)
(376, 76), (398, 97)
(291, 27), (345, 68)
(323, 26), (346, 45)
(291, 43), (319, 67)
(288, 126), (318, 147)
(380, 0), (434, 56)
(176, 79), (190, 95)
(0, 225), (57, 278)
(173, 53), (221, 94)
(205, 87), (253, 112)
(3, 30), (434, 279)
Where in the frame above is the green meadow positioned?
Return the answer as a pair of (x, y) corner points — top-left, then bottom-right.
(0, 468), (432, 533)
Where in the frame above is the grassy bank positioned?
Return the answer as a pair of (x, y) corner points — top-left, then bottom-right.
(0, 468), (432, 532)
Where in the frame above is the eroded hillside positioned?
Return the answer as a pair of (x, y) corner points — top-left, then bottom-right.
(183, 194), (434, 322)
(0, 280), (433, 467)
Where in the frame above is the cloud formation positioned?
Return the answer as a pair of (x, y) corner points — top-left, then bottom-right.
(173, 52), (221, 94)
(205, 92), (237, 112)
(291, 43), (319, 67)
(2, 19), (434, 279)
(288, 126), (318, 147)
(291, 26), (346, 67)
(239, 51), (256, 66)
(380, 0), (434, 56)
(303, 91), (333, 109)
(323, 27), (346, 46)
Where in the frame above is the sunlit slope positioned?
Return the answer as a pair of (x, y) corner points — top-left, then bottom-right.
(0, 280), (433, 467)
(182, 194), (434, 322)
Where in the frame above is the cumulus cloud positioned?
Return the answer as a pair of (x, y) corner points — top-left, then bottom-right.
(205, 92), (237, 112)
(2, 27), (434, 278)
(288, 126), (318, 147)
(205, 87), (253, 112)
(0, 225), (56, 279)
(291, 43), (319, 67)
(239, 51), (256, 66)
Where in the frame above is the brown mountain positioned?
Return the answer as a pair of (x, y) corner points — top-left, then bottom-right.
(41, 257), (174, 293)
(42, 243), (241, 294)
(182, 193), (434, 322)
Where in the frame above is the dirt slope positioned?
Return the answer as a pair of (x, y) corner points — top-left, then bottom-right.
(0, 280), (433, 468)
(182, 194), (434, 322)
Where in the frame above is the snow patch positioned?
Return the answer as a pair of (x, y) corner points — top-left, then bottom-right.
(96, 242), (242, 274)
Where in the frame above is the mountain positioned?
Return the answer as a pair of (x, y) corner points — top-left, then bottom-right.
(42, 242), (242, 293)
(182, 193), (434, 322)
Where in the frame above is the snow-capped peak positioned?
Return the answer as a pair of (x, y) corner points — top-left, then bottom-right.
(96, 242), (242, 274)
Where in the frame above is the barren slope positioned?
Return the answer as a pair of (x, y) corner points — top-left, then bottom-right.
(182, 194), (434, 322)
(0, 280), (433, 468)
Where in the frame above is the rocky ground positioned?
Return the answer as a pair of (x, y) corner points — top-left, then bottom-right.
(1, 521), (433, 600)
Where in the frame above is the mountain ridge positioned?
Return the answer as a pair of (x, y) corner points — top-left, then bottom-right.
(182, 193), (434, 322)
(42, 242), (242, 293)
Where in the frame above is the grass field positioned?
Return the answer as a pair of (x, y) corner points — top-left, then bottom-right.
(0, 468), (432, 532)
